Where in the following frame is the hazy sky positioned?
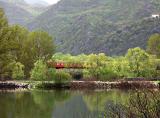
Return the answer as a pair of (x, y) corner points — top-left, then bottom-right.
(44, 0), (60, 4)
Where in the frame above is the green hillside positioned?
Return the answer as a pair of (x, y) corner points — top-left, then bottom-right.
(0, 0), (48, 26)
(28, 0), (160, 55)
(0, 1), (33, 25)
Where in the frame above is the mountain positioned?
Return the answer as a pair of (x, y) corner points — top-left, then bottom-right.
(0, 0), (26, 5)
(97, 18), (160, 55)
(0, 0), (33, 25)
(0, 0), (48, 25)
(28, 0), (160, 55)
(25, 0), (49, 6)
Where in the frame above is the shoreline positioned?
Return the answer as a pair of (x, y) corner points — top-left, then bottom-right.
(0, 80), (159, 90)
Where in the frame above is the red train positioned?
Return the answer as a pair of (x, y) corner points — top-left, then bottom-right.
(54, 62), (65, 69)
(47, 61), (85, 69)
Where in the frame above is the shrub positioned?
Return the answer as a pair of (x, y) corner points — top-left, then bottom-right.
(47, 68), (56, 80)
(11, 62), (25, 80)
(126, 47), (151, 77)
(30, 60), (47, 81)
(54, 71), (72, 83)
(83, 69), (92, 79)
(98, 67), (119, 81)
(104, 91), (160, 118)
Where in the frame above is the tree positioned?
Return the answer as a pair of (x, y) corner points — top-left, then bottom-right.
(30, 60), (48, 81)
(126, 47), (151, 77)
(24, 31), (55, 77)
(55, 71), (72, 83)
(9, 25), (29, 61)
(0, 8), (8, 28)
(8, 25), (31, 78)
(147, 33), (160, 58)
(86, 53), (108, 80)
(87, 54), (99, 79)
(0, 8), (56, 79)
(27, 31), (55, 60)
(11, 61), (24, 80)
(0, 8), (15, 79)
(108, 57), (130, 78)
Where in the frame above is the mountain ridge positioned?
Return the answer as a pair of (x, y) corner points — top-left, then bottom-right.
(27, 0), (160, 55)
(0, 0), (33, 25)
(24, 0), (49, 6)
(1, 0), (160, 55)
(0, 0), (48, 25)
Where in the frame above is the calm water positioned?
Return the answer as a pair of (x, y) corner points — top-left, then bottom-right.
(0, 89), (130, 118)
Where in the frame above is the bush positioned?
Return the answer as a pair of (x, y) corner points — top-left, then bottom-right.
(54, 71), (72, 83)
(104, 91), (160, 118)
(11, 62), (25, 80)
(125, 47), (151, 77)
(30, 60), (47, 81)
(47, 68), (56, 80)
(83, 69), (92, 79)
(98, 67), (119, 81)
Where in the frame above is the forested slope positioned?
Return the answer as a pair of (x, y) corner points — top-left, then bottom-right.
(0, 1), (33, 25)
(27, 0), (160, 55)
(0, 0), (48, 26)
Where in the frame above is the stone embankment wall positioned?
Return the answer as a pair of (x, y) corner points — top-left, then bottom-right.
(0, 81), (159, 90)
(70, 81), (159, 89)
(0, 81), (29, 89)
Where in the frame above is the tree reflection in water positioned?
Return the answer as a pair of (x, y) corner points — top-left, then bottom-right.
(0, 90), (71, 118)
(0, 90), (159, 118)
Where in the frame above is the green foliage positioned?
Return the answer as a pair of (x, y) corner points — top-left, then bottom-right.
(98, 67), (119, 81)
(29, 0), (160, 55)
(55, 71), (72, 83)
(0, 8), (56, 79)
(32, 90), (71, 112)
(147, 33), (160, 58)
(23, 30), (55, 77)
(0, 0), (47, 26)
(0, 0), (33, 26)
(8, 25), (30, 77)
(30, 60), (47, 81)
(109, 57), (130, 78)
(1, 4), (160, 81)
(47, 68), (56, 80)
(0, 8), (8, 27)
(11, 61), (24, 80)
(126, 47), (156, 77)
(0, 8), (14, 78)
(27, 31), (55, 59)
(51, 49), (158, 80)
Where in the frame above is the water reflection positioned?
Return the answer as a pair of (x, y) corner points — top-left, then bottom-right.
(0, 90), (131, 118)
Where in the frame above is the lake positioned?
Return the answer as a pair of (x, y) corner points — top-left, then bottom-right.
(0, 89), (133, 118)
